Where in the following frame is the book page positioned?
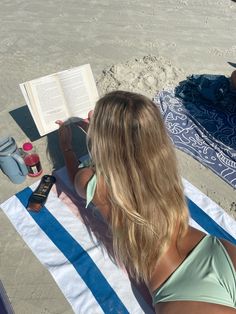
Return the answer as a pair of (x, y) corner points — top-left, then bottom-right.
(58, 64), (99, 118)
(20, 83), (45, 136)
(28, 76), (70, 135)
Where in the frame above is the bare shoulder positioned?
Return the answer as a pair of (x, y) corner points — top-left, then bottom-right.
(155, 301), (236, 314)
(74, 168), (110, 218)
(219, 238), (236, 270)
(74, 167), (94, 199)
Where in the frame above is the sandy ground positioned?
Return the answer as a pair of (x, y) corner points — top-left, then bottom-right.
(0, 1), (236, 313)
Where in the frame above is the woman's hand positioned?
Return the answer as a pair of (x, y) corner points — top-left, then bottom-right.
(55, 111), (93, 151)
(83, 110), (94, 123)
(76, 110), (94, 133)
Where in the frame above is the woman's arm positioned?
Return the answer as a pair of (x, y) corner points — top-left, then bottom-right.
(57, 120), (83, 183)
(56, 119), (94, 199)
(56, 114), (110, 217)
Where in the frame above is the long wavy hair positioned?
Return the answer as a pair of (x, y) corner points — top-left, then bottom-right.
(87, 90), (189, 283)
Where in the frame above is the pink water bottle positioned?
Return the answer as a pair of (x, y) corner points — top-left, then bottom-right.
(22, 142), (43, 177)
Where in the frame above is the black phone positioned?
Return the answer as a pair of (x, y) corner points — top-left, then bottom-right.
(27, 175), (56, 212)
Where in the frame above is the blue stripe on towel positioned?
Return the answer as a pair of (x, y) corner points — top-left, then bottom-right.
(16, 187), (129, 314)
(187, 197), (236, 245)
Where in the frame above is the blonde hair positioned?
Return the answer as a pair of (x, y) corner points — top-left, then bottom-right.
(88, 91), (189, 283)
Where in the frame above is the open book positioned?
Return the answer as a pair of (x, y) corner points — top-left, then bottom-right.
(20, 64), (99, 136)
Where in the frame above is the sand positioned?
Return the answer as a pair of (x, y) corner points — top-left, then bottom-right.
(97, 55), (184, 97)
(0, 0), (236, 313)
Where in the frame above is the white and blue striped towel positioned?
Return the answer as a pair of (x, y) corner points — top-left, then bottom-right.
(1, 168), (236, 313)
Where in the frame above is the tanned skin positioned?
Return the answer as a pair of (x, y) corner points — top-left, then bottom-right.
(57, 118), (236, 314)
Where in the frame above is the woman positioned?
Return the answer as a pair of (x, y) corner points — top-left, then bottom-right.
(58, 91), (236, 313)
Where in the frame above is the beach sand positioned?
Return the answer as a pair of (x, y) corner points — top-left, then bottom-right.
(0, 1), (236, 313)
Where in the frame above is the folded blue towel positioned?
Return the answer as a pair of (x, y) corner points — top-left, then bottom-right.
(175, 74), (231, 104)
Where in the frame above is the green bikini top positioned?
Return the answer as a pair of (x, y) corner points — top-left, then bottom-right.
(152, 235), (236, 309)
(79, 159), (97, 208)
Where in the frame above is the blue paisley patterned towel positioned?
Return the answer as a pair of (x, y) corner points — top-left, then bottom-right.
(154, 75), (236, 188)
